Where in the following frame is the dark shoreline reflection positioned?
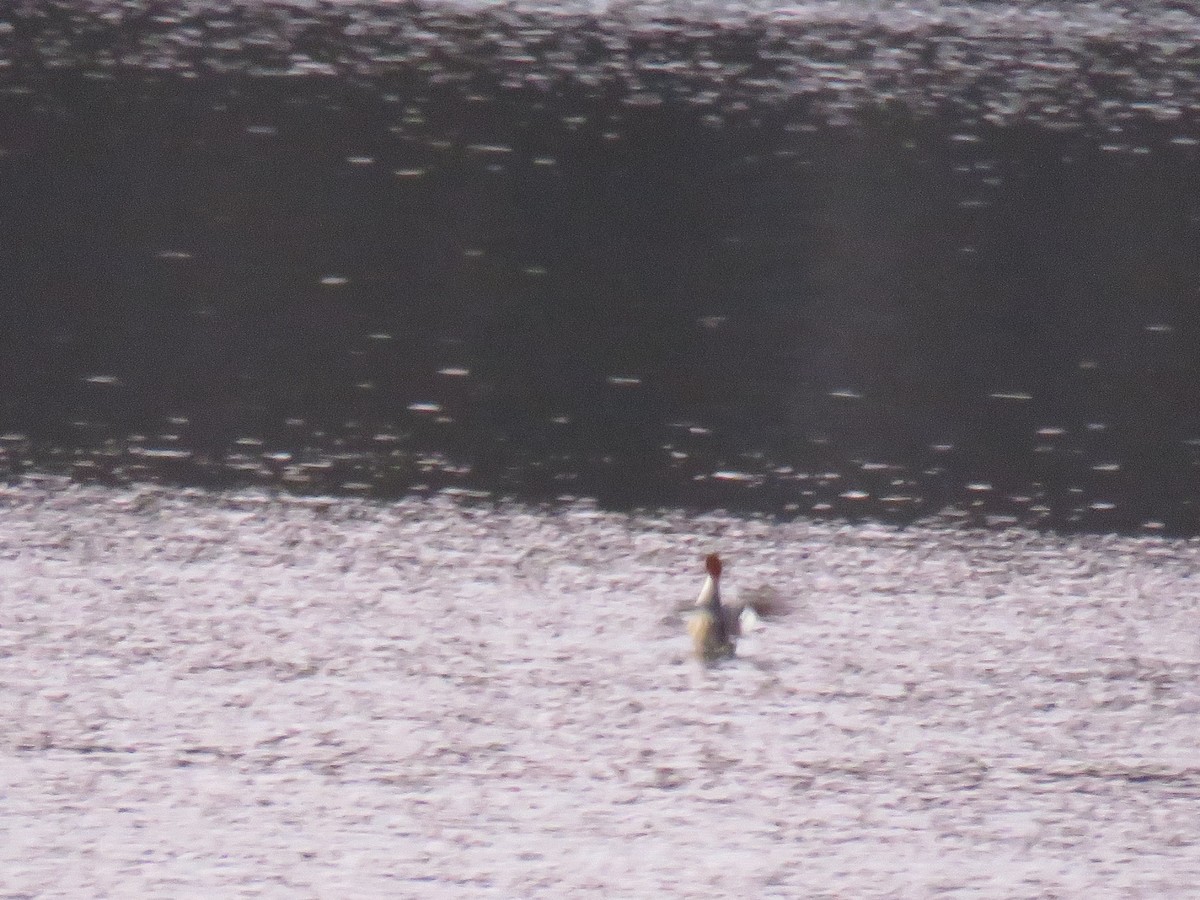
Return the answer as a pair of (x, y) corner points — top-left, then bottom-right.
(3, 2), (1200, 533)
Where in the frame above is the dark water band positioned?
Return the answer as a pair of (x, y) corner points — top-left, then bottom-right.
(3, 2), (1200, 533)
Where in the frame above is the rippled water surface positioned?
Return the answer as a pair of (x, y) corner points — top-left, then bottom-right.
(4, 1), (1200, 530)
(3, 480), (1200, 895)
(6, 6), (1200, 895)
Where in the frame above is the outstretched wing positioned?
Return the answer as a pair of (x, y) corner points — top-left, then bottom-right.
(738, 584), (790, 619)
(722, 584), (790, 635)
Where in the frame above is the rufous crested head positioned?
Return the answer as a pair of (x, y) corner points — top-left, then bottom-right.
(704, 553), (722, 579)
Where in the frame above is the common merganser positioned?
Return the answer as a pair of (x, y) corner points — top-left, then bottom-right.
(687, 553), (787, 662)
(688, 553), (738, 662)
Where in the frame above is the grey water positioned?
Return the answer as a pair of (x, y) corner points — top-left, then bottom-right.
(4, 1), (1200, 531)
(6, 8), (1200, 894)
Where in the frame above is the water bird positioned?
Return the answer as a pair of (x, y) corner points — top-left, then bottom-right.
(687, 553), (787, 663)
